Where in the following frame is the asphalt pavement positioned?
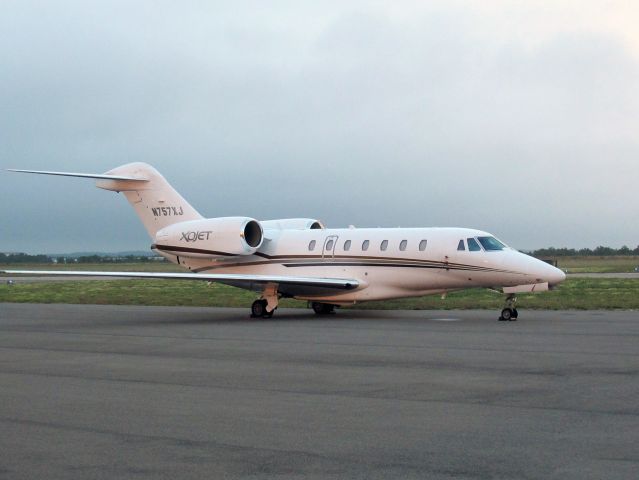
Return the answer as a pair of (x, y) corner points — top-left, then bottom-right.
(1, 304), (638, 479)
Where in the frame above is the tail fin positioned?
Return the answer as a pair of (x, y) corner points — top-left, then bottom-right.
(8, 162), (203, 238)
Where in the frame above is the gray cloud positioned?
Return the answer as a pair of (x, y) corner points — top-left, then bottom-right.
(1, 1), (638, 252)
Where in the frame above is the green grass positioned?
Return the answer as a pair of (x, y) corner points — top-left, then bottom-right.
(552, 256), (639, 273)
(1, 278), (638, 310)
(2, 260), (638, 310)
(0, 280), (306, 308)
(0, 262), (182, 273)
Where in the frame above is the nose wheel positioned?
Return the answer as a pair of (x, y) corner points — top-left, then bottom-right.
(499, 294), (518, 321)
(499, 307), (518, 321)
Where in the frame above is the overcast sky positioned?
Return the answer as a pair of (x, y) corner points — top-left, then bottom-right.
(1, 1), (638, 253)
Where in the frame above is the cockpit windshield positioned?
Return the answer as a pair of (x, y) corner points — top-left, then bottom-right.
(477, 236), (507, 251)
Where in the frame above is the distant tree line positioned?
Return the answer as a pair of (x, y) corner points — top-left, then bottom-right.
(1, 253), (165, 264)
(73, 255), (161, 263)
(531, 246), (639, 257)
(1, 253), (50, 263)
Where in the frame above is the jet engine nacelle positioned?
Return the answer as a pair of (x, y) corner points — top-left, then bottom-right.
(260, 218), (325, 230)
(153, 217), (263, 258)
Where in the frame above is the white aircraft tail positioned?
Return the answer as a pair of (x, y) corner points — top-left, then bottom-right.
(8, 162), (203, 238)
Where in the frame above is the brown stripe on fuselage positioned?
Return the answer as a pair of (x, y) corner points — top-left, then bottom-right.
(191, 257), (520, 275)
(154, 243), (510, 271)
(152, 244), (521, 275)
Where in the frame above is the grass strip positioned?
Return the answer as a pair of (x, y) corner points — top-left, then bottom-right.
(1, 278), (638, 310)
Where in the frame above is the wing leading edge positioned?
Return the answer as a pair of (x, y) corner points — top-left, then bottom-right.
(2, 270), (360, 296)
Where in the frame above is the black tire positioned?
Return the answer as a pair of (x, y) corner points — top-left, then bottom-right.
(500, 308), (512, 321)
(312, 302), (334, 315)
(251, 299), (267, 318)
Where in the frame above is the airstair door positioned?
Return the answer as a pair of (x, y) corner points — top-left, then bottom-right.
(322, 235), (339, 260)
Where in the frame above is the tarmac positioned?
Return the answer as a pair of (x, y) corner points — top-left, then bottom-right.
(0, 303), (638, 479)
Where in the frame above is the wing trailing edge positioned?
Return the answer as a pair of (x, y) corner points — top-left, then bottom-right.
(2, 270), (360, 291)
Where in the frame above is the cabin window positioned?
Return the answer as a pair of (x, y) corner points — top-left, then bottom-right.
(457, 239), (466, 251)
(344, 240), (351, 251)
(325, 239), (334, 250)
(399, 240), (407, 251)
(380, 240), (388, 251)
(467, 237), (481, 251)
(362, 240), (370, 251)
(478, 236), (506, 251)
(419, 239), (427, 251)
(308, 240), (316, 251)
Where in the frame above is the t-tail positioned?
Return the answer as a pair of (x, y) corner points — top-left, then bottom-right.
(7, 162), (203, 237)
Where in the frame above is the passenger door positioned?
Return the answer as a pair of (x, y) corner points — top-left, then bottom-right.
(322, 235), (339, 261)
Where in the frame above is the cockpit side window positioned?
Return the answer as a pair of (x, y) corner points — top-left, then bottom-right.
(467, 238), (481, 251)
(457, 239), (466, 251)
(477, 236), (506, 251)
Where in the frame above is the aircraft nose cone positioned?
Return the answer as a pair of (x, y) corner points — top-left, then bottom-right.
(547, 265), (566, 286)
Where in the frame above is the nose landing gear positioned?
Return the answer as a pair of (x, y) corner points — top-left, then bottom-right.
(499, 294), (518, 321)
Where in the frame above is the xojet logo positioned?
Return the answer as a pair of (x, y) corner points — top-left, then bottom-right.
(180, 231), (213, 242)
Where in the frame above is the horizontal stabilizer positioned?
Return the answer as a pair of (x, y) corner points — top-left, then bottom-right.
(6, 169), (148, 182)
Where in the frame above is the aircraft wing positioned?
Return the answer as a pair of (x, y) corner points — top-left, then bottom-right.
(2, 270), (360, 296)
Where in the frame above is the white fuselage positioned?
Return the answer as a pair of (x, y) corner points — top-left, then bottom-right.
(156, 227), (565, 305)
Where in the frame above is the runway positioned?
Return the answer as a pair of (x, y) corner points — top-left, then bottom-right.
(1, 304), (638, 479)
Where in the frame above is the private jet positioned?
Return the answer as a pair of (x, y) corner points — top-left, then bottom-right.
(4, 163), (565, 320)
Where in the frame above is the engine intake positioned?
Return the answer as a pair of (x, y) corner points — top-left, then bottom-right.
(153, 217), (263, 258)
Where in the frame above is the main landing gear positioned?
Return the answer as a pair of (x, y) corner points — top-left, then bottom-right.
(250, 283), (279, 319)
(311, 302), (335, 315)
(251, 299), (274, 318)
(499, 294), (518, 321)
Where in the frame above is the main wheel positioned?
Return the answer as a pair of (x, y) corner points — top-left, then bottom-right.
(500, 308), (513, 321)
(311, 302), (334, 315)
(251, 299), (267, 318)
